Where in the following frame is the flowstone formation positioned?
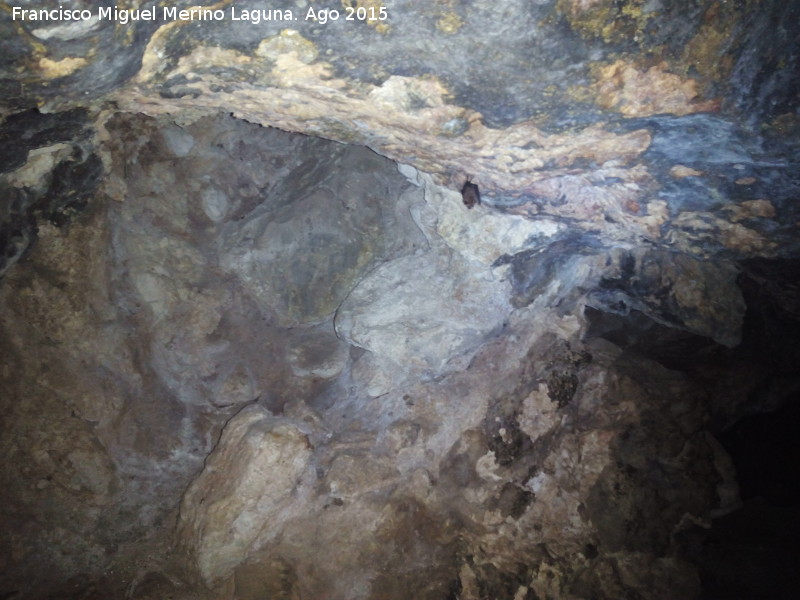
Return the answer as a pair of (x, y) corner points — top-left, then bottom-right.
(1, 1), (799, 599)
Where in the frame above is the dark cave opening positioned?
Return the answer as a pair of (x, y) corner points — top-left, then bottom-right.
(699, 391), (800, 597)
(718, 395), (800, 509)
(700, 392), (800, 600)
(586, 256), (800, 599)
(698, 260), (800, 599)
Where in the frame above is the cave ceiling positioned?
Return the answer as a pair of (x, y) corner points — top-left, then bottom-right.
(2, 0), (799, 263)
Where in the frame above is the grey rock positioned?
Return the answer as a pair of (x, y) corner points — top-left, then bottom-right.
(335, 251), (511, 373)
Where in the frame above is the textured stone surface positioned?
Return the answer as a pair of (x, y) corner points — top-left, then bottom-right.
(177, 404), (315, 585)
(0, 108), (101, 278)
(5, 1), (798, 265)
(335, 251), (510, 373)
(1, 1), (800, 598)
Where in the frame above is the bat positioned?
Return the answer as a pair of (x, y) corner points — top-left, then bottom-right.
(461, 177), (481, 209)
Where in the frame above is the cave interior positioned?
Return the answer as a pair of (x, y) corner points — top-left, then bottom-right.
(1, 1), (800, 599)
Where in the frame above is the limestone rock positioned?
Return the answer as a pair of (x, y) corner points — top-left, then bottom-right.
(335, 251), (511, 373)
(177, 404), (314, 585)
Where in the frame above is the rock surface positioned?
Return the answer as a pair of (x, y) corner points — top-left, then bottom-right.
(1, 1), (799, 599)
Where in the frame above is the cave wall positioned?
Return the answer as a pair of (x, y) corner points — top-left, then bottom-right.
(0, 110), (746, 600)
(1, 1), (800, 599)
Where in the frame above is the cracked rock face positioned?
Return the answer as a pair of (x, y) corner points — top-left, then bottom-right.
(1, 1), (800, 599)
